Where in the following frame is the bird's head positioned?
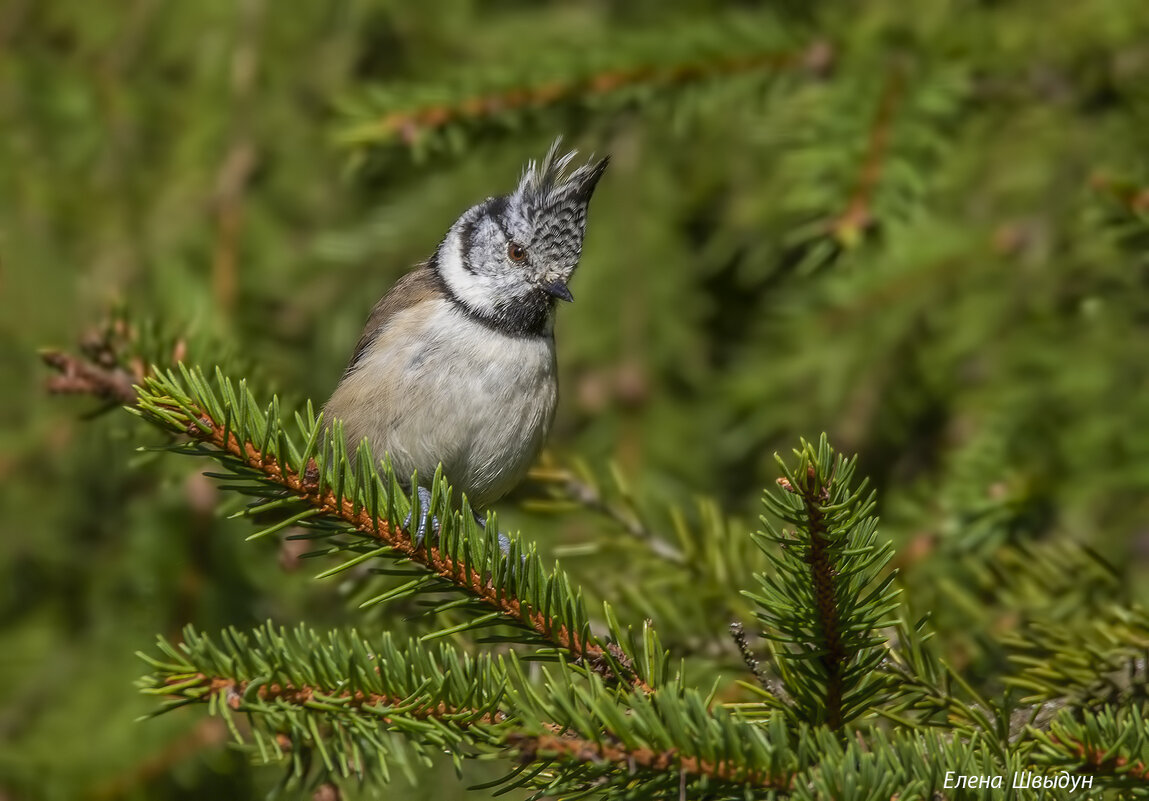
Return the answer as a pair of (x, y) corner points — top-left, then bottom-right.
(433, 139), (609, 336)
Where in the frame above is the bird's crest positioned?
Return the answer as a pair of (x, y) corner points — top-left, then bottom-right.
(512, 138), (609, 215)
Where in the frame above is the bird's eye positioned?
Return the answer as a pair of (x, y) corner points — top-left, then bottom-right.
(507, 242), (527, 263)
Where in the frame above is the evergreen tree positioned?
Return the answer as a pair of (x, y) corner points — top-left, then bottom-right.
(4, 1), (1148, 798)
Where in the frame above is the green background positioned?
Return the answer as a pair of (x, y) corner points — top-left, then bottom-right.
(2, 1), (1148, 798)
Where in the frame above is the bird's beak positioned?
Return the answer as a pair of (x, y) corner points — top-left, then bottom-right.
(542, 278), (574, 303)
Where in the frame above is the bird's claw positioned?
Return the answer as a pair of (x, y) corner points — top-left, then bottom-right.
(403, 488), (512, 556)
(403, 486), (440, 547)
(471, 508), (512, 555)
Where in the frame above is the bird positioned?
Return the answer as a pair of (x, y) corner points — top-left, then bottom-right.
(322, 139), (608, 543)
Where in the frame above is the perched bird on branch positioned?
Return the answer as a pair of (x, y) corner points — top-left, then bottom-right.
(323, 139), (608, 540)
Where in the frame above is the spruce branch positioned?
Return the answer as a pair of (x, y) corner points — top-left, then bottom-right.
(745, 435), (901, 729)
(141, 624), (804, 798)
(132, 365), (654, 691)
(41, 347), (143, 408)
(527, 461), (685, 564)
(1049, 736), (1149, 782)
(500, 658), (806, 798)
(505, 730), (794, 793)
(39, 312), (209, 413)
(833, 65), (906, 246)
(1090, 171), (1149, 217)
(729, 621), (770, 691)
(39, 315), (169, 408)
(140, 624), (511, 782)
(342, 49), (813, 149)
(1030, 706), (1149, 787)
(167, 674), (504, 728)
(338, 15), (832, 159)
(1005, 605), (1149, 709)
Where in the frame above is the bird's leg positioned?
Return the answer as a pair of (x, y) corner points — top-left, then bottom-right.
(471, 509), (512, 555)
(403, 485), (440, 547)
(402, 489), (511, 555)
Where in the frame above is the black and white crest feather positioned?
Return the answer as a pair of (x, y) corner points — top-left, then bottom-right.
(505, 138), (609, 270)
(433, 138), (608, 337)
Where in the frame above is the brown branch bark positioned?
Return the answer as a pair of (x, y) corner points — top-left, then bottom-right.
(833, 66), (905, 244)
(40, 349), (142, 407)
(348, 41), (833, 146)
(1052, 735), (1149, 781)
(780, 464), (846, 729)
(40, 317), (185, 408)
(506, 731), (794, 792)
(177, 673), (503, 726)
(209, 0), (263, 316)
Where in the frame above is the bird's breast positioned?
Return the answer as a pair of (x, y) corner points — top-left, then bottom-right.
(326, 299), (558, 508)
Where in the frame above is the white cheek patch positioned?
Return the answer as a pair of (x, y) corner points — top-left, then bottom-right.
(438, 229), (501, 316)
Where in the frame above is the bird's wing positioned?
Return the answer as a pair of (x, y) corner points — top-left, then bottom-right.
(341, 263), (443, 378)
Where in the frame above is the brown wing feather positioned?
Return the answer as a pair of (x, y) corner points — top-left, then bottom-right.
(341, 264), (444, 378)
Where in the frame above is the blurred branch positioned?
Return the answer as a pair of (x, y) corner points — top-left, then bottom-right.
(340, 38), (834, 151)
(41, 349), (141, 408)
(0, 0), (30, 49)
(39, 317), (187, 410)
(210, 0), (264, 316)
(1090, 172), (1149, 216)
(833, 65), (906, 245)
(530, 464), (685, 564)
(1051, 735), (1149, 781)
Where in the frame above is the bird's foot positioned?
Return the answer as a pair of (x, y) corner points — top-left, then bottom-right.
(402, 489), (512, 556)
(471, 508), (512, 555)
(403, 486), (440, 547)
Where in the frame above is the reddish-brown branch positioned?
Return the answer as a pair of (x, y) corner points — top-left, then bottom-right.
(41, 318), (186, 407)
(42, 328), (649, 688)
(178, 673), (503, 726)
(174, 406), (650, 692)
(350, 42), (833, 146)
(781, 465), (845, 728)
(507, 731), (793, 791)
(833, 66), (905, 243)
(1052, 735), (1149, 781)
(1089, 172), (1149, 215)
(210, 140), (257, 315)
(41, 349), (143, 406)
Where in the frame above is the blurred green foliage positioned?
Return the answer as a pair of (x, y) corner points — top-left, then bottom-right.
(2, 0), (1148, 798)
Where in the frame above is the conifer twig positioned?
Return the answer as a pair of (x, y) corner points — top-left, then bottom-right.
(783, 465), (847, 729)
(506, 731), (794, 791)
(1051, 736), (1149, 781)
(40, 317), (186, 408)
(534, 466), (685, 564)
(210, 0), (262, 315)
(178, 673), (504, 726)
(833, 65), (905, 243)
(342, 41), (833, 147)
(729, 621), (770, 690)
(40, 348), (142, 407)
(164, 400), (651, 692)
(1090, 172), (1149, 215)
